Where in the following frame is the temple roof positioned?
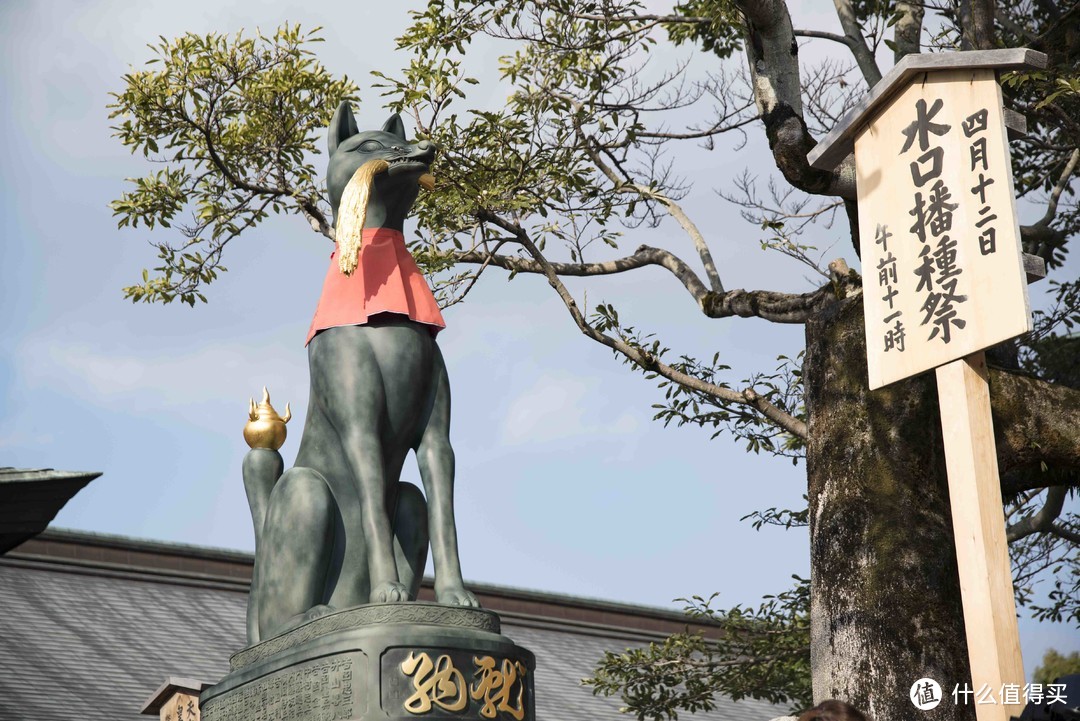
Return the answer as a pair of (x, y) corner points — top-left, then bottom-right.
(0, 468), (99, 554)
(0, 528), (789, 721)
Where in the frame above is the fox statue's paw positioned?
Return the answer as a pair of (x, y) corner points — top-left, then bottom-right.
(303, 604), (336, 623)
(370, 581), (410, 603)
(436, 584), (481, 608)
(265, 603), (338, 639)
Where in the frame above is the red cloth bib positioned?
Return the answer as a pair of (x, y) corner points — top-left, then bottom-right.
(306, 228), (446, 345)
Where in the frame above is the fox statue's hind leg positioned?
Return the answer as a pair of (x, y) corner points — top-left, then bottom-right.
(248, 348), (432, 642)
(391, 480), (428, 600)
(253, 466), (336, 640)
(250, 467), (430, 641)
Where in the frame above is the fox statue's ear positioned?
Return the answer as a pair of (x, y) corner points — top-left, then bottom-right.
(381, 113), (407, 140)
(329, 101), (359, 155)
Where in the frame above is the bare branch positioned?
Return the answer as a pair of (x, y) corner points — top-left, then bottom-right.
(734, 0), (856, 200)
(992, 368), (1080, 488)
(719, 171), (843, 276)
(1017, 147), (1079, 260)
(635, 114), (757, 141)
(616, 184), (724, 293)
(568, 12), (711, 26)
(829, 0), (883, 86)
(473, 209), (809, 441)
(793, 29), (848, 45)
(800, 59), (861, 138)
(453, 244), (856, 324)
(893, 2), (925, 61)
(1037, 147), (1080, 227)
(996, 12), (1037, 44)
(1050, 524), (1080, 545)
(300, 200), (333, 240)
(572, 117), (725, 294)
(700, 263), (853, 323)
(1007, 487), (1079, 543)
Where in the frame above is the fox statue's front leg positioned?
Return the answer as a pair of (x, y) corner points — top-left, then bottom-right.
(415, 344), (477, 607)
(306, 321), (432, 605)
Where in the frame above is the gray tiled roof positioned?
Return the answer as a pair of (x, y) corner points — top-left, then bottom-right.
(0, 562), (246, 720)
(0, 555), (787, 721)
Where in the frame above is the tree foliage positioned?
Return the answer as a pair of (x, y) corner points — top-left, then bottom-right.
(586, 580), (812, 718)
(109, 24), (357, 305)
(1034, 648), (1080, 686)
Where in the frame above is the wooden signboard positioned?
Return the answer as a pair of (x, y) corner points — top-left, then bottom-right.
(808, 49), (1048, 721)
(141, 678), (206, 721)
(855, 68), (1032, 390)
(159, 690), (201, 721)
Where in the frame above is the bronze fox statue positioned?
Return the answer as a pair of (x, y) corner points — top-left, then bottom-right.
(242, 104), (478, 645)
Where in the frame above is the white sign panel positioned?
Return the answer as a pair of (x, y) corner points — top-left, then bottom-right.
(855, 68), (1032, 390)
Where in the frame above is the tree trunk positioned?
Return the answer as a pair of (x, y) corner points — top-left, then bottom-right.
(804, 296), (975, 721)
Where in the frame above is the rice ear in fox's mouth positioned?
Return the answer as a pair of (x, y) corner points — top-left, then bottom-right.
(335, 159), (437, 276)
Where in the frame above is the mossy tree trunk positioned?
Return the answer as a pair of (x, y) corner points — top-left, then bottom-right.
(804, 297), (976, 721)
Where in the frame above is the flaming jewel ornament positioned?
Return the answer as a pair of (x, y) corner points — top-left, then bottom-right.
(244, 387), (292, 451)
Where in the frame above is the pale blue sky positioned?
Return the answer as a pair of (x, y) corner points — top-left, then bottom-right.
(0, 0), (1074, 682)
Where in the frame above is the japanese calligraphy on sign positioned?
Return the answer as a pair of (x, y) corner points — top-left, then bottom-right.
(162, 693), (200, 721)
(398, 651), (530, 720)
(854, 68), (1032, 389)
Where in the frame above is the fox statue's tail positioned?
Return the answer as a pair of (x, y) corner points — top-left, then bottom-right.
(242, 389), (290, 643)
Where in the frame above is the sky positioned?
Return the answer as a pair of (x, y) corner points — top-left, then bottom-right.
(0, 0), (1075, 682)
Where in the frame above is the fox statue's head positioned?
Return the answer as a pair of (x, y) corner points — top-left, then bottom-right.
(326, 103), (436, 275)
(326, 102), (436, 234)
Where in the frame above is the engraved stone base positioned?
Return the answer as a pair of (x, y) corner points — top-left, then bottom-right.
(200, 604), (534, 721)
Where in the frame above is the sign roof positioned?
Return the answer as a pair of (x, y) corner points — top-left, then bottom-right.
(807, 48), (1046, 172)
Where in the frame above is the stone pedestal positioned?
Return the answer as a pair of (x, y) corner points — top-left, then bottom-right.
(200, 603), (534, 721)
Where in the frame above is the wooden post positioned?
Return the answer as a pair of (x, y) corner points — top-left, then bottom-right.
(936, 352), (1024, 721)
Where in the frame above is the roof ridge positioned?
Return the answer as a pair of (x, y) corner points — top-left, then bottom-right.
(39, 526), (253, 561)
(36, 527), (700, 622)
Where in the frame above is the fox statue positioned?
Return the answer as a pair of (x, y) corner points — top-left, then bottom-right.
(241, 103), (478, 645)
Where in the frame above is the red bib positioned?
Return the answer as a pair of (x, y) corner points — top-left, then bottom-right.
(306, 228), (446, 345)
